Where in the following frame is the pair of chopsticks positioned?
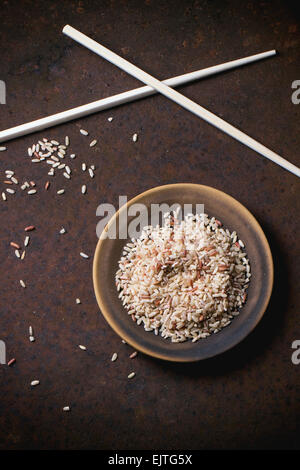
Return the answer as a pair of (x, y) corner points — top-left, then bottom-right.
(63, 26), (300, 178)
(1, 25), (299, 178)
(0, 45), (275, 141)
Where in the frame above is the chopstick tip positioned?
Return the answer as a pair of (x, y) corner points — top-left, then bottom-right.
(62, 24), (71, 34)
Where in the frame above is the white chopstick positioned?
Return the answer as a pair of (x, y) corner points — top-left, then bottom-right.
(0, 50), (276, 144)
(63, 25), (300, 178)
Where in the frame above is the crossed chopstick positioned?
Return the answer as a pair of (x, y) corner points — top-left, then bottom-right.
(1, 25), (299, 177)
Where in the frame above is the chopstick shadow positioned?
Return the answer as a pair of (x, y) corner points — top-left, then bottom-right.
(144, 223), (288, 377)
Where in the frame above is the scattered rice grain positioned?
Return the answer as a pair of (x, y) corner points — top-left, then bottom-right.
(10, 242), (20, 249)
(129, 352), (138, 359)
(31, 380), (39, 387)
(111, 353), (118, 362)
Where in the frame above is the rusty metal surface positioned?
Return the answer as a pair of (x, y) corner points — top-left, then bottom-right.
(0, 0), (299, 450)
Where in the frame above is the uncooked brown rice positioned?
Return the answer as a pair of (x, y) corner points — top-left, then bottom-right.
(116, 211), (251, 343)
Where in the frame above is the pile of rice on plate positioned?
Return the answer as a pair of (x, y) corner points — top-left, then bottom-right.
(115, 211), (251, 343)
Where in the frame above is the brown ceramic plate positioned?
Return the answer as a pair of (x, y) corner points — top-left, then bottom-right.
(93, 184), (273, 362)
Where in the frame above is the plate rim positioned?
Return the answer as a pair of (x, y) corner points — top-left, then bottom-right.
(93, 183), (274, 362)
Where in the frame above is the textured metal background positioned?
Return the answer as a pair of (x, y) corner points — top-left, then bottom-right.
(0, 0), (299, 450)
